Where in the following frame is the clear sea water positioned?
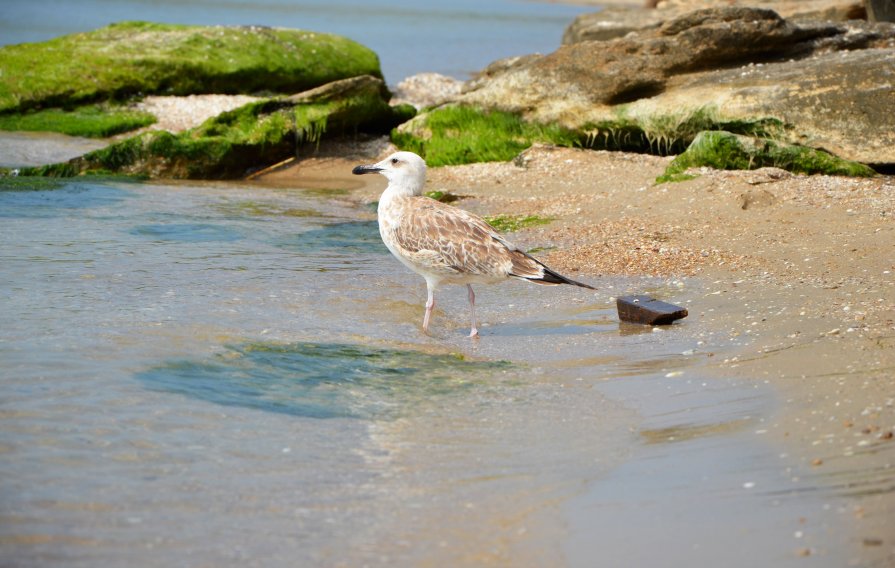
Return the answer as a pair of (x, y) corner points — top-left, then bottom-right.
(0, 178), (849, 566)
(0, 0), (593, 84)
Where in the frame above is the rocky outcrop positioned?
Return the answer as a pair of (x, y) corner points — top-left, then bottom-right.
(562, 6), (663, 44)
(390, 73), (464, 110)
(24, 76), (414, 179)
(866, 0), (895, 21)
(563, 1), (868, 44)
(658, 130), (876, 183)
(630, 48), (895, 165)
(466, 8), (890, 110)
(439, 7), (895, 166)
(0, 21), (383, 113)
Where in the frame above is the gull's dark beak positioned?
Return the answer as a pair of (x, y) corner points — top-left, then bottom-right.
(352, 164), (382, 175)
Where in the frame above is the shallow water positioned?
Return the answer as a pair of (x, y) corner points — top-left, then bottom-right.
(0, 179), (851, 566)
(0, 132), (108, 169)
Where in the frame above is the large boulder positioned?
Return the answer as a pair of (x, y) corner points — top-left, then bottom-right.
(23, 76), (415, 179)
(629, 48), (895, 165)
(866, 0), (895, 21)
(0, 21), (383, 114)
(390, 73), (464, 110)
(658, 130), (876, 183)
(563, 1), (867, 44)
(450, 7), (895, 166)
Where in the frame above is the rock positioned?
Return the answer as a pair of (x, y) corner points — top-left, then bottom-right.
(563, 2), (867, 45)
(390, 73), (463, 110)
(562, 6), (663, 44)
(737, 188), (779, 210)
(462, 54), (543, 94)
(616, 295), (689, 325)
(22, 75), (415, 179)
(866, 0), (895, 21)
(667, 2), (864, 21)
(635, 48), (895, 165)
(465, 8), (844, 111)
(0, 21), (383, 114)
(449, 7), (895, 167)
(657, 131), (876, 183)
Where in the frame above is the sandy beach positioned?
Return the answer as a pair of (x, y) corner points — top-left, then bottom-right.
(260, 140), (895, 564)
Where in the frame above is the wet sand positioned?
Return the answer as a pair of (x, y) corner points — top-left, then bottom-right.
(261, 141), (895, 566)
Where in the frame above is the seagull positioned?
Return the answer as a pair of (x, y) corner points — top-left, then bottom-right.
(352, 151), (595, 337)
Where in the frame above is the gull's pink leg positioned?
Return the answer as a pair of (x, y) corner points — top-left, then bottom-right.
(467, 284), (479, 338)
(422, 285), (435, 333)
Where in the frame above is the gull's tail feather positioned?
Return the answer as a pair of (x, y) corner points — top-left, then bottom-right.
(533, 265), (597, 290)
(509, 251), (596, 290)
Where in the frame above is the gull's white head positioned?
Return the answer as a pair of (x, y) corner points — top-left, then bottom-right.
(352, 151), (427, 196)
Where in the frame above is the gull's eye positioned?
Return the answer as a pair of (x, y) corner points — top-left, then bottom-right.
(391, 158), (399, 164)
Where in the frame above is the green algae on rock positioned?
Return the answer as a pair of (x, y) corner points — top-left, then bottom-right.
(458, 8), (895, 167)
(0, 22), (383, 115)
(392, 105), (578, 167)
(657, 131), (877, 183)
(586, 105), (785, 156)
(23, 76), (415, 179)
(0, 104), (157, 138)
(394, 103), (783, 167)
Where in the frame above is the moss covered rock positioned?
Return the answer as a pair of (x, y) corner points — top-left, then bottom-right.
(458, 8), (895, 166)
(0, 104), (157, 137)
(0, 21), (383, 114)
(393, 103), (788, 167)
(24, 76), (415, 179)
(657, 131), (876, 183)
(392, 105), (579, 166)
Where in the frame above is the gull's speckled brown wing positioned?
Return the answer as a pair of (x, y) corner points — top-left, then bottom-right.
(389, 197), (545, 282)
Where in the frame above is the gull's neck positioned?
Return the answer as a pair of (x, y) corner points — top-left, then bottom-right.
(381, 176), (424, 202)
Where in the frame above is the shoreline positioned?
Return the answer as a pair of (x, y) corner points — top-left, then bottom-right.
(258, 141), (895, 564)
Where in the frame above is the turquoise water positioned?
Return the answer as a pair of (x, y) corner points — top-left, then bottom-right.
(137, 341), (509, 419)
(0, 178), (851, 566)
(0, 0), (593, 83)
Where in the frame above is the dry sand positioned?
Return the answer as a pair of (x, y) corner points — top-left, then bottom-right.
(260, 140), (895, 565)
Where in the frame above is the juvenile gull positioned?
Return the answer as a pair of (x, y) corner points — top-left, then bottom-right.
(353, 151), (595, 337)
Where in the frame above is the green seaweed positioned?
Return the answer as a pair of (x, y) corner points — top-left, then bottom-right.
(392, 105), (579, 166)
(580, 106), (784, 155)
(19, 76), (413, 179)
(765, 143), (877, 177)
(484, 214), (553, 232)
(657, 130), (876, 183)
(0, 104), (156, 137)
(0, 171), (146, 189)
(0, 175), (67, 191)
(393, 104), (785, 167)
(0, 21), (383, 114)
